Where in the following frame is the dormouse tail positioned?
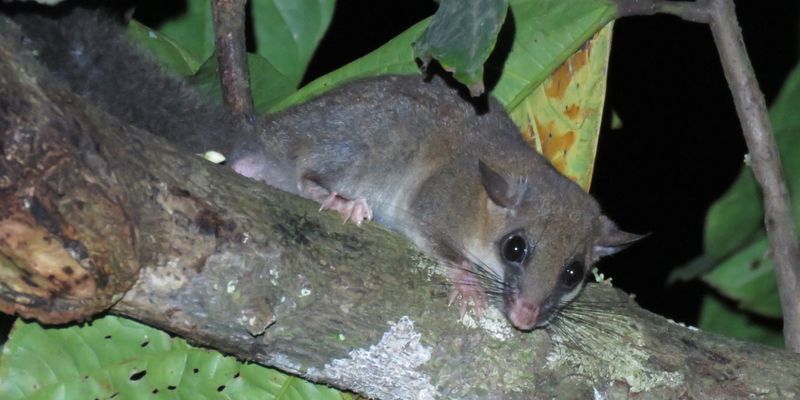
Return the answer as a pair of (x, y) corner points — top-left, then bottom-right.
(9, 4), (242, 154)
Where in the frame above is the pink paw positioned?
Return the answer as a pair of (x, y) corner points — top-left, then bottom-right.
(319, 192), (373, 226)
(447, 262), (487, 318)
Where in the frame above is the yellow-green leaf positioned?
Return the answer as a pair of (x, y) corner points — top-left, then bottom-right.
(508, 23), (614, 190)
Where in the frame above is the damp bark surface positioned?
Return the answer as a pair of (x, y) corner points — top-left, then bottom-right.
(1, 15), (799, 399)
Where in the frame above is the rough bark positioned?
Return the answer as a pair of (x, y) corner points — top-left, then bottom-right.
(1, 14), (800, 400)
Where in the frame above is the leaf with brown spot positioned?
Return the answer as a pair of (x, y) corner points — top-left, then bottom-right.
(507, 22), (614, 191)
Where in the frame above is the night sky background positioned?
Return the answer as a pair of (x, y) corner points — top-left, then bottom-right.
(1, 0), (798, 338)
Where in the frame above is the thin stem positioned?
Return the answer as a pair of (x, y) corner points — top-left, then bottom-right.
(211, 0), (253, 116)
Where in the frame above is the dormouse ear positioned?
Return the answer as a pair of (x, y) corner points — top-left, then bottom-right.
(478, 160), (526, 209)
(593, 215), (645, 258)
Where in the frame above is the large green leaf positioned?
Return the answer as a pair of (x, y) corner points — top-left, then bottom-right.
(413, 0), (509, 94)
(127, 20), (202, 76)
(490, 0), (615, 111)
(147, 0), (216, 64)
(698, 295), (783, 348)
(702, 235), (781, 318)
(251, 0), (335, 90)
(771, 63), (800, 133)
(0, 316), (352, 400)
(701, 169), (762, 261)
(131, 0), (334, 96)
(509, 22), (614, 190)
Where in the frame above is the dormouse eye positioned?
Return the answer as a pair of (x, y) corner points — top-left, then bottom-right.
(561, 260), (586, 288)
(501, 234), (528, 265)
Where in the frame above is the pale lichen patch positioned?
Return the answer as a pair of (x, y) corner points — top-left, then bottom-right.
(460, 305), (513, 341)
(666, 317), (699, 331)
(226, 278), (238, 293)
(268, 267), (279, 286)
(410, 253), (444, 281)
(546, 320), (683, 393)
(141, 259), (188, 290)
(269, 353), (304, 375)
(318, 316), (438, 400)
(593, 386), (606, 400)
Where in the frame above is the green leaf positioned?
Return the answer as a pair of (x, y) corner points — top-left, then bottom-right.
(0, 316), (352, 400)
(490, 0), (615, 111)
(696, 128), (800, 316)
(701, 235), (782, 318)
(251, 0), (336, 90)
(667, 255), (715, 283)
(770, 63), (800, 133)
(508, 22), (614, 190)
(132, 0), (334, 96)
(188, 53), (297, 112)
(610, 109), (623, 130)
(702, 168), (762, 262)
(126, 20), (202, 76)
(698, 295), (783, 348)
(413, 0), (509, 94)
(146, 0), (216, 64)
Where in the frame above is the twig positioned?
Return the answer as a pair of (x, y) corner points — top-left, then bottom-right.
(211, 0), (253, 116)
(614, 0), (800, 352)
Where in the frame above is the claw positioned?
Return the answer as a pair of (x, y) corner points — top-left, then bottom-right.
(319, 191), (340, 212)
(447, 261), (487, 318)
(319, 192), (372, 226)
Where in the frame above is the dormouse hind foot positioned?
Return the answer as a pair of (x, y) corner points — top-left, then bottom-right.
(447, 261), (488, 318)
(300, 177), (373, 226)
(319, 192), (373, 226)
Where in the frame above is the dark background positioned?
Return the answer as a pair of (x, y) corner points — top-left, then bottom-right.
(1, 1), (798, 337)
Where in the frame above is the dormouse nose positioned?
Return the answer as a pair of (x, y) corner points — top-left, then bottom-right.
(508, 299), (540, 330)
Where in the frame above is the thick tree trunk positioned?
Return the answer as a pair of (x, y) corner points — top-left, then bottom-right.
(1, 15), (799, 399)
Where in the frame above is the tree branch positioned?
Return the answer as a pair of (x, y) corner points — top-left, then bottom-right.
(613, 0), (800, 353)
(211, 0), (253, 116)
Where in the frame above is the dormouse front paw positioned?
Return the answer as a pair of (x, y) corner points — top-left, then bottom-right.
(447, 261), (488, 318)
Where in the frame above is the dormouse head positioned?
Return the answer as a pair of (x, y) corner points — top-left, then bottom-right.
(472, 160), (641, 331)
